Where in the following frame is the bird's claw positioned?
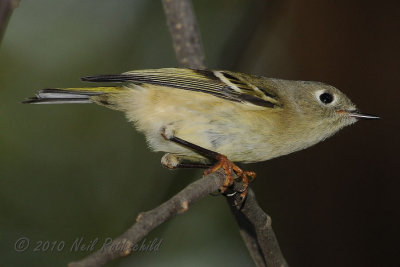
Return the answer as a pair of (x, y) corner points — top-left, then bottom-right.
(203, 154), (256, 204)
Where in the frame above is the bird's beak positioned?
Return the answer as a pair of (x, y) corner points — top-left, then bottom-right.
(338, 110), (380, 120)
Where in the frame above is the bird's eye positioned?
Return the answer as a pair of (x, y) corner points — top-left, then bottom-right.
(319, 92), (334, 104)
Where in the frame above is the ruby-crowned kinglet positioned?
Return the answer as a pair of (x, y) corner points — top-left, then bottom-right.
(24, 68), (379, 197)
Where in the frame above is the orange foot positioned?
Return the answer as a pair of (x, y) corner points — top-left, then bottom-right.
(203, 154), (256, 200)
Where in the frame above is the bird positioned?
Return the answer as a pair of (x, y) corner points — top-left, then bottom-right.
(24, 68), (379, 200)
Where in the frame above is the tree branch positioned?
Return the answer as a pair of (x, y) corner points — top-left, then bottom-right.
(68, 170), (226, 267)
(161, 1), (288, 265)
(0, 0), (19, 43)
(228, 189), (289, 267)
(162, 0), (205, 69)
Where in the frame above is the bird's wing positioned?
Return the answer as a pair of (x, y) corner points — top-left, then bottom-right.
(81, 68), (280, 108)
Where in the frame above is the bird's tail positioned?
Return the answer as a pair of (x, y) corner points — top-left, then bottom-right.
(23, 87), (122, 104)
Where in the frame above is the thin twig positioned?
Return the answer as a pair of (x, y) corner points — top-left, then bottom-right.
(162, 1), (288, 264)
(228, 189), (289, 267)
(0, 0), (19, 43)
(68, 170), (226, 267)
(162, 0), (205, 69)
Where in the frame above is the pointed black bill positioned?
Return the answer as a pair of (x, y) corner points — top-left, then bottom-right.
(348, 111), (380, 120)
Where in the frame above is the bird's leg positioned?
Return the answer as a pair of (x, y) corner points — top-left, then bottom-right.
(161, 153), (213, 169)
(160, 127), (256, 201)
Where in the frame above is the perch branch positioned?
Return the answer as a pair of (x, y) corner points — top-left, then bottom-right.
(0, 0), (19, 43)
(228, 189), (289, 267)
(68, 170), (226, 267)
(162, 0), (205, 68)
(162, 1), (288, 265)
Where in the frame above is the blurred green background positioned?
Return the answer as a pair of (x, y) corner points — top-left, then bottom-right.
(1, 0), (399, 266)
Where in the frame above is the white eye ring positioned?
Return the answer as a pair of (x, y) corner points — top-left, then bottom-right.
(315, 90), (336, 105)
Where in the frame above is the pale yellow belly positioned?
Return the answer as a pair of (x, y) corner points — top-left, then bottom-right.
(115, 85), (282, 163)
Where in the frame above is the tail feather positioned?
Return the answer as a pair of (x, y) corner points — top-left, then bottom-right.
(23, 87), (121, 104)
(23, 98), (92, 104)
